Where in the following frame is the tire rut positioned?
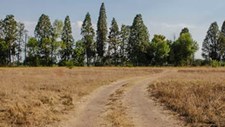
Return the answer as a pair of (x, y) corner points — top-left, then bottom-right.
(57, 70), (184, 127)
(59, 78), (136, 127)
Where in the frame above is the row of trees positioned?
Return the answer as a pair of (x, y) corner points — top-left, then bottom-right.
(0, 15), (26, 65)
(6, 3), (225, 67)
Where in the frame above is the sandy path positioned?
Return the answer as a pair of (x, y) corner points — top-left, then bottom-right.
(58, 70), (184, 127)
(59, 79), (134, 127)
(123, 75), (182, 127)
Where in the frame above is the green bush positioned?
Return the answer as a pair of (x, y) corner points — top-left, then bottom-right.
(210, 60), (221, 67)
(65, 61), (74, 69)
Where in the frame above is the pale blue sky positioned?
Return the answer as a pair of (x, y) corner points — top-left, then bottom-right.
(1, 0), (225, 58)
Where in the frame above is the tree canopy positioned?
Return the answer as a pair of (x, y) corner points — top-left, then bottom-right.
(3, 3), (225, 67)
(96, 3), (107, 64)
(128, 14), (150, 66)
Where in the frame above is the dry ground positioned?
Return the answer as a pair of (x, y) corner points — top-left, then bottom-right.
(0, 67), (161, 127)
(57, 69), (183, 127)
(1, 67), (225, 127)
(149, 68), (225, 127)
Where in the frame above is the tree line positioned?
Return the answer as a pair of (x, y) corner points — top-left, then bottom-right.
(0, 3), (224, 67)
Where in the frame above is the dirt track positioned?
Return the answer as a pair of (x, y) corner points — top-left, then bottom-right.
(57, 70), (184, 127)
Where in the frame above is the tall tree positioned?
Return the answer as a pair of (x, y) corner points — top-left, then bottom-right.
(2, 15), (18, 64)
(96, 2), (107, 65)
(0, 19), (8, 65)
(202, 22), (220, 61)
(60, 16), (74, 65)
(218, 21), (225, 61)
(35, 14), (53, 66)
(171, 28), (198, 65)
(128, 14), (150, 66)
(150, 35), (170, 65)
(107, 18), (120, 65)
(16, 22), (25, 64)
(81, 12), (95, 66)
(35, 14), (53, 40)
(120, 25), (130, 65)
(52, 20), (63, 64)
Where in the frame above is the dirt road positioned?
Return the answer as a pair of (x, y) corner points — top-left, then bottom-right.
(58, 70), (184, 127)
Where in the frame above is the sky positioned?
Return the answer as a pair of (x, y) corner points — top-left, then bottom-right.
(0, 0), (225, 59)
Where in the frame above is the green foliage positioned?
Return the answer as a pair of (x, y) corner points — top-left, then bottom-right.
(202, 22), (220, 61)
(107, 18), (120, 65)
(34, 14), (54, 66)
(65, 60), (74, 69)
(210, 60), (222, 67)
(120, 25), (130, 65)
(2, 15), (18, 64)
(170, 28), (198, 66)
(52, 20), (63, 40)
(150, 35), (170, 65)
(81, 12), (95, 66)
(25, 37), (40, 66)
(218, 21), (225, 61)
(73, 40), (85, 66)
(16, 22), (25, 65)
(60, 16), (74, 63)
(128, 14), (150, 66)
(192, 59), (205, 66)
(3, 3), (225, 67)
(96, 3), (107, 63)
(35, 14), (53, 40)
(0, 39), (9, 65)
(180, 27), (189, 36)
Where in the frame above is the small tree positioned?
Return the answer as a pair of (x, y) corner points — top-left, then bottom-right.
(171, 28), (198, 66)
(150, 35), (170, 65)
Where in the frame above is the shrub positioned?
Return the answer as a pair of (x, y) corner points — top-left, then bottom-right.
(210, 60), (221, 67)
(65, 61), (74, 69)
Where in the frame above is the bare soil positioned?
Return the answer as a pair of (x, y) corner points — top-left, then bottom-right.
(56, 69), (184, 127)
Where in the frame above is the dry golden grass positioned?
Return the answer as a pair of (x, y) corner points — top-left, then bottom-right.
(0, 67), (161, 127)
(148, 68), (225, 127)
(105, 83), (134, 127)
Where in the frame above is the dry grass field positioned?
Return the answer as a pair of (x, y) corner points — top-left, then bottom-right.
(149, 68), (225, 127)
(1, 67), (225, 127)
(0, 67), (162, 127)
